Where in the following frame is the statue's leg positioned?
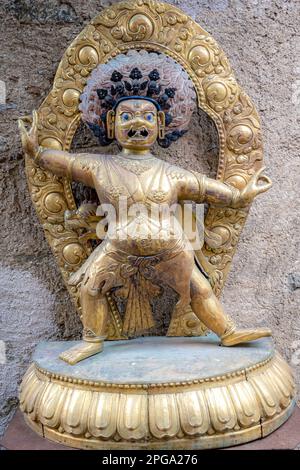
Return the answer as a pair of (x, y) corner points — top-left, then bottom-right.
(190, 267), (230, 336)
(60, 249), (113, 365)
(155, 248), (194, 308)
(59, 288), (109, 365)
(190, 267), (271, 346)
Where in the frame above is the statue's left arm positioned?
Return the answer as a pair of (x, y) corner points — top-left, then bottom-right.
(176, 168), (272, 208)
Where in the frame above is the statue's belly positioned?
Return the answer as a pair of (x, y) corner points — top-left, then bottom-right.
(107, 217), (184, 256)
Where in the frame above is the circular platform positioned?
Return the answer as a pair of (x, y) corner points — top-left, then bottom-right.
(19, 335), (296, 449)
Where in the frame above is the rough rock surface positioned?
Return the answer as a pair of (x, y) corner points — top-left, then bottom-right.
(0, 0), (299, 435)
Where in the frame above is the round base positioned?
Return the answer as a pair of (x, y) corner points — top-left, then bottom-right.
(19, 335), (296, 449)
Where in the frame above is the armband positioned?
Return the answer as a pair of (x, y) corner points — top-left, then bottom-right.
(190, 171), (207, 202)
(34, 146), (44, 164)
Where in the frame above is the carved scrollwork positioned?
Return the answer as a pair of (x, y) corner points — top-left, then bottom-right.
(204, 208), (248, 253)
(111, 13), (155, 41)
(201, 207), (248, 295)
(202, 75), (238, 113)
(53, 87), (81, 118)
(224, 92), (262, 156)
(224, 149), (263, 190)
(67, 26), (101, 72)
(188, 37), (231, 78)
(27, 165), (67, 223)
(43, 222), (89, 272)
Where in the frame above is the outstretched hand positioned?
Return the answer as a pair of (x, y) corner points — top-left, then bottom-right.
(18, 110), (39, 158)
(239, 167), (272, 205)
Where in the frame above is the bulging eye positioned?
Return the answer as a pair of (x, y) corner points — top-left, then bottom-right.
(144, 112), (155, 122)
(121, 112), (132, 122)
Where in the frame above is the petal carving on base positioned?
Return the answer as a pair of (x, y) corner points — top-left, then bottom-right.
(19, 353), (296, 448)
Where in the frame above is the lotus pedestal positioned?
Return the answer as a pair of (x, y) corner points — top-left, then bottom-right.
(19, 335), (296, 449)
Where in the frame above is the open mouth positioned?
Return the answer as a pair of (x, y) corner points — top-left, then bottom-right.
(127, 127), (149, 140)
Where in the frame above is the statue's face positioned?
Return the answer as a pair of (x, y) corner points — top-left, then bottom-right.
(114, 99), (158, 151)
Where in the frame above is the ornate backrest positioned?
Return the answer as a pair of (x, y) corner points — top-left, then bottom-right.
(26, 1), (264, 338)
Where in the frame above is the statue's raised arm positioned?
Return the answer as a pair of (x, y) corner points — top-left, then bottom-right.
(176, 166), (272, 208)
(18, 110), (95, 188)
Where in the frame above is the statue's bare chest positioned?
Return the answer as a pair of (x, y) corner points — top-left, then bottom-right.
(95, 157), (176, 206)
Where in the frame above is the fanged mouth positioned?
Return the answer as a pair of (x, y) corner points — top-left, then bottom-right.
(127, 127), (149, 139)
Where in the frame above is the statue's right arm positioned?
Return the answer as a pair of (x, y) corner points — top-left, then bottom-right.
(18, 111), (95, 188)
(35, 148), (95, 187)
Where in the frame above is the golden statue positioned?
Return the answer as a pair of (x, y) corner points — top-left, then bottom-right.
(19, 53), (271, 364)
(18, 1), (295, 450)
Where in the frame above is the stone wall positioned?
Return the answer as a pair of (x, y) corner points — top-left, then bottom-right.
(0, 0), (299, 436)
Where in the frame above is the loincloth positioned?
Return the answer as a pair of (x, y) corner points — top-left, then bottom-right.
(69, 238), (186, 336)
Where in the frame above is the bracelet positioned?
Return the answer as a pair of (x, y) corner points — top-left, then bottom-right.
(231, 186), (241, 208)
(223, 182), (241, 208)
(35, 146), (44, 164)
(190, 171), (207, 202)
(66, 156), (75, 180)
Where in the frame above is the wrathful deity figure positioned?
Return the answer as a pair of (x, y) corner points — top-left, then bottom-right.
(19, 51), (272, 365)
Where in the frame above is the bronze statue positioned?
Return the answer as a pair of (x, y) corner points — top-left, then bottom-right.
(19, 50), (272, 365)
(17, 1), (296, 451)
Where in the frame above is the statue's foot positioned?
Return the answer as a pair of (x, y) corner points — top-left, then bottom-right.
(59, 341), (103, 365)
(221, 328), (272, 347)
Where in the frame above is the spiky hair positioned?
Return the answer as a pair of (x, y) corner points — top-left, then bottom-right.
(79, 50), (196, 148)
